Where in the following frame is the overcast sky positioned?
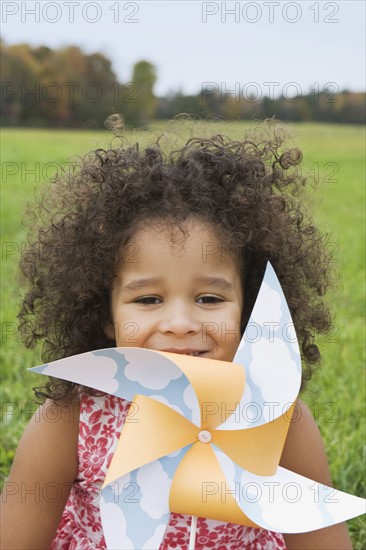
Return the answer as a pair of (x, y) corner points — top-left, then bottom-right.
(1, 1), (365, 96)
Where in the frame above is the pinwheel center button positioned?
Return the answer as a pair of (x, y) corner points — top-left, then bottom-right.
(198, 430), (212, 443)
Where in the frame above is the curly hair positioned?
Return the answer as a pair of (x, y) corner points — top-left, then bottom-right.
(18, 121), (334, 401)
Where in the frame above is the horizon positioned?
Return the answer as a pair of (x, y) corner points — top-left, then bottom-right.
(1, 1), (365, 97)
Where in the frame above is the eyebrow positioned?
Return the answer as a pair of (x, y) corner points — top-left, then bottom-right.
(122, 276), (234, 292)
(194, 276), (234, 291)
(122, 277), (163, 292)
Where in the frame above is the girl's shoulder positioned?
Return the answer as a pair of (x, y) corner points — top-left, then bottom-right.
(280, 399), (352, 549)
(1, 399), (80, 549)
(280, 399), (330, 481)
(11, 398), (80, 481)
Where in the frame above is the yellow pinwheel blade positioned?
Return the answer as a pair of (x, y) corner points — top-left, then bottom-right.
(104, 394), (197, 487)
(169, 441), (258, 527)
(212, 405), (295, 476)
(162, 352), (245, 430)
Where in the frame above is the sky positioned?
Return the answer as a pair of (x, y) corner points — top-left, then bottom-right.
(1, 0), (365, 97)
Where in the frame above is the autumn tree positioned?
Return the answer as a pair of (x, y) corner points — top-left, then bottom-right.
(123, 60), (157, 126)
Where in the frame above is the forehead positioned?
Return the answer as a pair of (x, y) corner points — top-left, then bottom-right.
(123, 219), (238, 267)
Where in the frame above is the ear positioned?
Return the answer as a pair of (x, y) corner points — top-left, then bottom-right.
(103, 321), (116, 341)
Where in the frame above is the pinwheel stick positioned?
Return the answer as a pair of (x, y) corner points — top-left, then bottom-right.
(189, 515), (197, 549)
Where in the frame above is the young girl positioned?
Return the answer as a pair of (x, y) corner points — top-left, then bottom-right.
(1, 122), (353, 549)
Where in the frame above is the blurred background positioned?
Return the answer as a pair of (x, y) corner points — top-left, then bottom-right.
(1, 0), (365, 127)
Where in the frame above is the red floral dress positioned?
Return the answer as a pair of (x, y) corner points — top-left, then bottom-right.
(51, 394), (286, 549)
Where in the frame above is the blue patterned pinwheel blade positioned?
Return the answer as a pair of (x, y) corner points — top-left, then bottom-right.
(211, 444), (366, 533)
(218, 262), (302, 431)
(29, 348), (200, 424)
(100, 446), (191, 549)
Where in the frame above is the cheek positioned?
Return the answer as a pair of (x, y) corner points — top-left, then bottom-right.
(111, 305), (141, 346)
(114, 321), (141, 346)
(209, 309), (242, 346)
(229, 305), (243, 347)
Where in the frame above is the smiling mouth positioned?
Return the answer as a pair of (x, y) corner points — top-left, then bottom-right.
(161, 349), (208, 357)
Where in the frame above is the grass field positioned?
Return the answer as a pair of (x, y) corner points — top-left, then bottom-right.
(1, 122), (365, 547)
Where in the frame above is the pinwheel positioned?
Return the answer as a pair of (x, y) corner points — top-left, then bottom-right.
(30, 263), (365, 549)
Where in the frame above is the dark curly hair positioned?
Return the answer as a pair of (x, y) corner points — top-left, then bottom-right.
(18, 120), (334, 401)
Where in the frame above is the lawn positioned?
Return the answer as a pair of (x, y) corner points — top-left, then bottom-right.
(1, 121), (365, 547)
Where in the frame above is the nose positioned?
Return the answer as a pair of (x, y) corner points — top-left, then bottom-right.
(158, 300), (201, 336)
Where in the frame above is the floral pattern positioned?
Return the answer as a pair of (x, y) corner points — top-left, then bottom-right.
(51, 393), (286, 549)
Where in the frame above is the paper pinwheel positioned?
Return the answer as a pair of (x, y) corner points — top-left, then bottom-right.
(30, 263), (365, 549)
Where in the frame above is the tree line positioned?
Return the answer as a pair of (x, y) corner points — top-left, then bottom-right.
(1, 41), (364, 128)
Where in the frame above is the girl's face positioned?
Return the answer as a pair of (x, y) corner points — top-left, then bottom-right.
(106, 219), (243, 362)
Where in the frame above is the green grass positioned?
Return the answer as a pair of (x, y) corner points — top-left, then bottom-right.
(1, 122), (365, 547)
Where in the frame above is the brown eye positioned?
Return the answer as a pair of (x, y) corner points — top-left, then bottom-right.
(135, 296), (161, 305)
(197, 296), (224, 304)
